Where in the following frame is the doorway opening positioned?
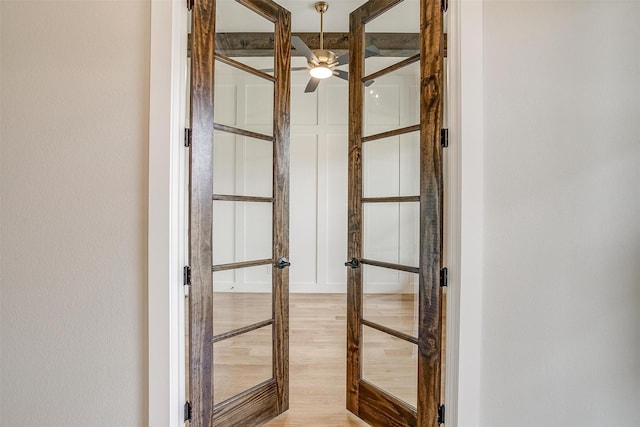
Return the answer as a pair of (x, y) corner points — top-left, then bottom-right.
(187, 0), (445, 425)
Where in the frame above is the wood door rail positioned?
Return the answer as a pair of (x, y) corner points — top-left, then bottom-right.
(212, 258), (274, 272)
(361, 319), (418, 344)
(360, 258), (419, 274)
(215, 52), (276, 82)
(213, 194), (275, 203)
(358, 380), (417, 424)
(212, 380), (279, 422)
(362, 124), (420, 143)
(363, 53), (420, 83)
(212, 319), (274, 344)
(213, 123), (274, 142)
(361, 196), (420, 203)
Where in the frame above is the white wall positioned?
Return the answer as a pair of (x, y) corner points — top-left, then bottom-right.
(0, 1), (150, 426)
(212, 58), (421, 293)
(480, 1), (640, 426)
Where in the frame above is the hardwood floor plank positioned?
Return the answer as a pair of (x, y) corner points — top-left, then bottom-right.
(266, 294), (368, 426)
(210, 293), (417, 425)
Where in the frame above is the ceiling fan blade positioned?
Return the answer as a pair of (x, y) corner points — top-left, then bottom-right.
(364, 79), (375, 87)
(333, 69), (348, 81)
(335, 45), (380, 67)
(291, 36), (318, 63)
(365, 45), (381, 58)
(291, 67), (310, 71)
(304, 77), (321, 93)
(335, 52), (349, 66)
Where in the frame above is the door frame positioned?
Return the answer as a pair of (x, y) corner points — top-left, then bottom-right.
(148, 0), (190, 425)
(147, 0), (484, 425)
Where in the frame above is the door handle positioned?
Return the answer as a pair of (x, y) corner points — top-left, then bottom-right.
(344, 257), (360, 269)
(275, 257), (291, 269)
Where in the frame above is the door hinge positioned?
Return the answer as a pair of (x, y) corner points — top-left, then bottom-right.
(184, 128), (192, 147)
(438, 404), (446, 424)
(183, 266), (191, 287)
(440, 128), (449, 148)
(184, 400), (192, 422)
(440, 267), (448, 287)
(186, 0), (194, 12)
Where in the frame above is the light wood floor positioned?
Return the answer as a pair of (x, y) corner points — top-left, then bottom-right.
(265, 294), (368, 426)
(210, 293), (420, 426)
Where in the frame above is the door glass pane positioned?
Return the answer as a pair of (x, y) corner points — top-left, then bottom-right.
(213, 265), (272, 335)
(362, 132), (419, 198)
(363, 202), (419, 267)
(363, 137), (399, 197)
(363, 60), (420, 136)
(364, 0), (420, 76)
(363, 264), (418, 337)
(212, 201), (272, 265)
(213, 325), (273, 405)
(213, 131), (273, 198)
(215, 0), (275, 74)
(214, 60), (274, 135)
(362, 325), (417, 408)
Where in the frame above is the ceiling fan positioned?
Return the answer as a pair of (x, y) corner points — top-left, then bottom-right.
(290, 1), (380, 93)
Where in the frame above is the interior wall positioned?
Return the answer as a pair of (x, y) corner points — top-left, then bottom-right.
(481, 1), (640, 426)
(0, 1), (150, 426)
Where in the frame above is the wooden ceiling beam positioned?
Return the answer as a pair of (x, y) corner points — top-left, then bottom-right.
(187, 32), (447, 58)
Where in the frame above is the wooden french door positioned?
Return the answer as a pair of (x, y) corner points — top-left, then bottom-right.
(189, 0), (291, 425)
(345, 0), (444, 426)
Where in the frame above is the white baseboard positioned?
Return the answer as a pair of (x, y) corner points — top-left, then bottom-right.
(213, 282), (420, 294)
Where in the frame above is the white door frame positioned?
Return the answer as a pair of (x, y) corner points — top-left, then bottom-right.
(148, 0), (189, 426)
(146, 0), (484, 425)
(444, 0), (484, 426)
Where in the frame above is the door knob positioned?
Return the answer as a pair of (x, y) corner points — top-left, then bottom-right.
(275, 257), (291, 269)
(344, 257), (360, 269)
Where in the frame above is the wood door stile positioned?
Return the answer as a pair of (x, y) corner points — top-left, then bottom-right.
(190, 0), (291, 425)
(346, 8), (365, 417)
(417, 0), (444, 422)
(190, 0), (215, 424)
(272, 2), (291, 416)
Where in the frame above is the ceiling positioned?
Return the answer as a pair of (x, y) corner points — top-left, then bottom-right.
(216, 0), (421, 33)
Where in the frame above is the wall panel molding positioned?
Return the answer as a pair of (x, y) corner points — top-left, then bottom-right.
(216, 63), (420, 294)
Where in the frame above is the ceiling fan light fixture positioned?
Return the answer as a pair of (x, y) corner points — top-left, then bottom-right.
(309, 65), (333, 79)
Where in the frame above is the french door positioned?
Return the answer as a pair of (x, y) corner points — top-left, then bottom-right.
(189, 0), (291, 425)
(345, 0), (444, 426)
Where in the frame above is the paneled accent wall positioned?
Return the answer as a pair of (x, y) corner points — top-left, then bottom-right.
(214, 58), (419, 293)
